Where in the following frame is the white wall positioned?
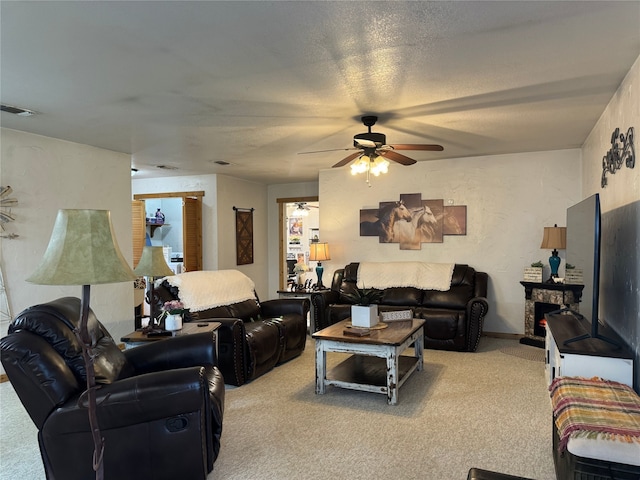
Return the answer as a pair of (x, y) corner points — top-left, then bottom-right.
(318, 149), (582, 335)
(0, 129), (134, 367)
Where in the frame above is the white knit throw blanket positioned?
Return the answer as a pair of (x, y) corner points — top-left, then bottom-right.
(162, 270), (256, 312)
(357, 262), (454, 291)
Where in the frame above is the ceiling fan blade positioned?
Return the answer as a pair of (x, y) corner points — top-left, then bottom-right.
(298, 147), (357, 155)
(332, 151), (362, 168)
(380, 150), (417, 166)
(391, 144), (444, 151)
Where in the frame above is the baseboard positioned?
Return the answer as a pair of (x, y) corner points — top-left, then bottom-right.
(0, 374), (8, 384)
(482, 331), (523, 340)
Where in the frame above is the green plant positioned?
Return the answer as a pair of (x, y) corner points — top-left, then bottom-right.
(530, 261), (544, 268)
(565, 263), (575, 269)
(344, 286), (383, 306)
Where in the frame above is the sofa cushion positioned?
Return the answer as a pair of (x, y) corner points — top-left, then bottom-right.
(382, 287), (423, 306)
(227, 299), (261, 321)
(422, 264), (475, 309)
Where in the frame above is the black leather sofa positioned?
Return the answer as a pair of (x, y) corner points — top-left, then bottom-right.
(154, 279), (309, 386)
(0, 297), (225, 480)
(312, 263), (489, 352)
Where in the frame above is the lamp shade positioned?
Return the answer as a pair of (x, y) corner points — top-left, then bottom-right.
(133, 246), (174, 277)
(309, 242), (330, 262)
(540, 225), (567, 250)
(27, 209), (136, 285)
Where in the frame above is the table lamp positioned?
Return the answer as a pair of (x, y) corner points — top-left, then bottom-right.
(309, 242), (330, 289)
(133, 246), (174, 330)
(27, 209), (137, 480)
(541, 224), (566, 282)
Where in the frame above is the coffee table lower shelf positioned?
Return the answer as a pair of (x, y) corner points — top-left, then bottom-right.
(326, 354), (420, 394)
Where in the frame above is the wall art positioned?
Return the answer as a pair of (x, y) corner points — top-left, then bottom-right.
(359, 193), (467, 250)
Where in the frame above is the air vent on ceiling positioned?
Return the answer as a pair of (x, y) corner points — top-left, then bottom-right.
(1, 104), (36, 116)
(214, 160), (230, 165)
(155, 165), (179, 170)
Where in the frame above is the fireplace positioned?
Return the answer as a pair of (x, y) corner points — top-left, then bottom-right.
(520, 282), (584, 343)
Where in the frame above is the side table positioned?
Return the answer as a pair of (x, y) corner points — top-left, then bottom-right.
(121, 322), (221, 355)
(277, 289), (328, 334)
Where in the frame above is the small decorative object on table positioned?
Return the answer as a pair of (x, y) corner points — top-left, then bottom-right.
(345, 286), (383, 328)
(524, 261), (544, 282)
(161, 300), (188, 333)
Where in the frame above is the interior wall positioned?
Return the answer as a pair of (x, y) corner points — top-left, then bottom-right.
(318, 149), (582, 336)
(0, 128), (134, 369)
(581, 54), (640, 389)
(214, 174), (268, 299)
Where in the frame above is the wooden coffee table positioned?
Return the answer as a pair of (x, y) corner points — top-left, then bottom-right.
(312, 318), (425, 405)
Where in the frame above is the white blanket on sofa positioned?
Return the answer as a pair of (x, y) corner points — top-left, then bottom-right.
(357, 262), (454, 291)
(162, 270), (256, 312)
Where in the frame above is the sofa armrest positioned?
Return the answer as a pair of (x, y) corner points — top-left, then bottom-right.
(311, 290), (340, 332)
(124, 331), (218, 374)
(261, 298), (309, 318)
(474, 271), (488, 298)
(190, 317), (248, 386)
(466, 296), (489, 352)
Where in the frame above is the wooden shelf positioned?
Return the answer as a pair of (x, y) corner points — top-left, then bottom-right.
(146, 222), (170, 236)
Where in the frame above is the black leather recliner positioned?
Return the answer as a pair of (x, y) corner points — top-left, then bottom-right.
(0, 297), (225, 480)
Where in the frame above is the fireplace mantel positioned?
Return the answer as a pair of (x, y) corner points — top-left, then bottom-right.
(520, 282), (584, 303)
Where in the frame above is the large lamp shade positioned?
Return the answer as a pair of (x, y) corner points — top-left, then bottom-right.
(27, 209), (136, 285)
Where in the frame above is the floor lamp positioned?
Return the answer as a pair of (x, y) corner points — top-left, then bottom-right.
(27, 209), (137, 480)
(133, 246), (174, 330)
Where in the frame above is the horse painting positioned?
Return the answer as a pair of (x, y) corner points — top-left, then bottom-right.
(359, 201), (413, 242)
(393, 204), (442, 249)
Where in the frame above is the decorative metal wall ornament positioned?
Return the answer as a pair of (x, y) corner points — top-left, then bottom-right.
(601, 127), (635, 188)
(1, 185), (19, 239)
(233, 206), (254, 265)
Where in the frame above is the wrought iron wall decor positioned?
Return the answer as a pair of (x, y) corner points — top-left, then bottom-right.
(359, 193), (467, 250)
(233, 206), (254, 265)
(601, 126), (635, 188)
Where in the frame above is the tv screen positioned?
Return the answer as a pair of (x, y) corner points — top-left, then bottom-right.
(565, 193), (620, 347)
(566, 194), (599, 325)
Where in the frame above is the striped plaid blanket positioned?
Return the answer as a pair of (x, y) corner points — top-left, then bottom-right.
(549, 376), (640, 452)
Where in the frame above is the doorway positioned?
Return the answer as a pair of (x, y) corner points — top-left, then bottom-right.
(277, 196), (319, 290)
(133, 191), (204, 272)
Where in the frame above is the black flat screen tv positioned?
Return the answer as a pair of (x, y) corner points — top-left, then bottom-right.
(564, 193), (620, 347)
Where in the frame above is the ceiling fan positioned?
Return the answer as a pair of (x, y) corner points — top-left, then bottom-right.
(299, 115), (444, 168)
(292, 202), (318, 216)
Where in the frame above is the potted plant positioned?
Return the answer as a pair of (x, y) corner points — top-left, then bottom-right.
(161, 300), (188, 332)
(344, 286), (383, 327)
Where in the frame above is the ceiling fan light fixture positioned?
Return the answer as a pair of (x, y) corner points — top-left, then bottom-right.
(350, 156), (370, 175)
(370, 156), (389, 176)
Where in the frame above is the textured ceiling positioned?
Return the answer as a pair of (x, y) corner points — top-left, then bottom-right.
(1, 1), (639, 183)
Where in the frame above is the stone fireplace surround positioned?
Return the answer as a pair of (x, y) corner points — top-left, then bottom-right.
(520, 282), (584, 341)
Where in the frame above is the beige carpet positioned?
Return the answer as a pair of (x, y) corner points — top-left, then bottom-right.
(209, 336), (555, 480)
(0, 337), (556, 480)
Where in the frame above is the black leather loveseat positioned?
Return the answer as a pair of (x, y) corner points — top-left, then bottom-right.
(154, 270), (309, 386)
(0, 297), (225, 480)
(312, 263), (489, 352)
